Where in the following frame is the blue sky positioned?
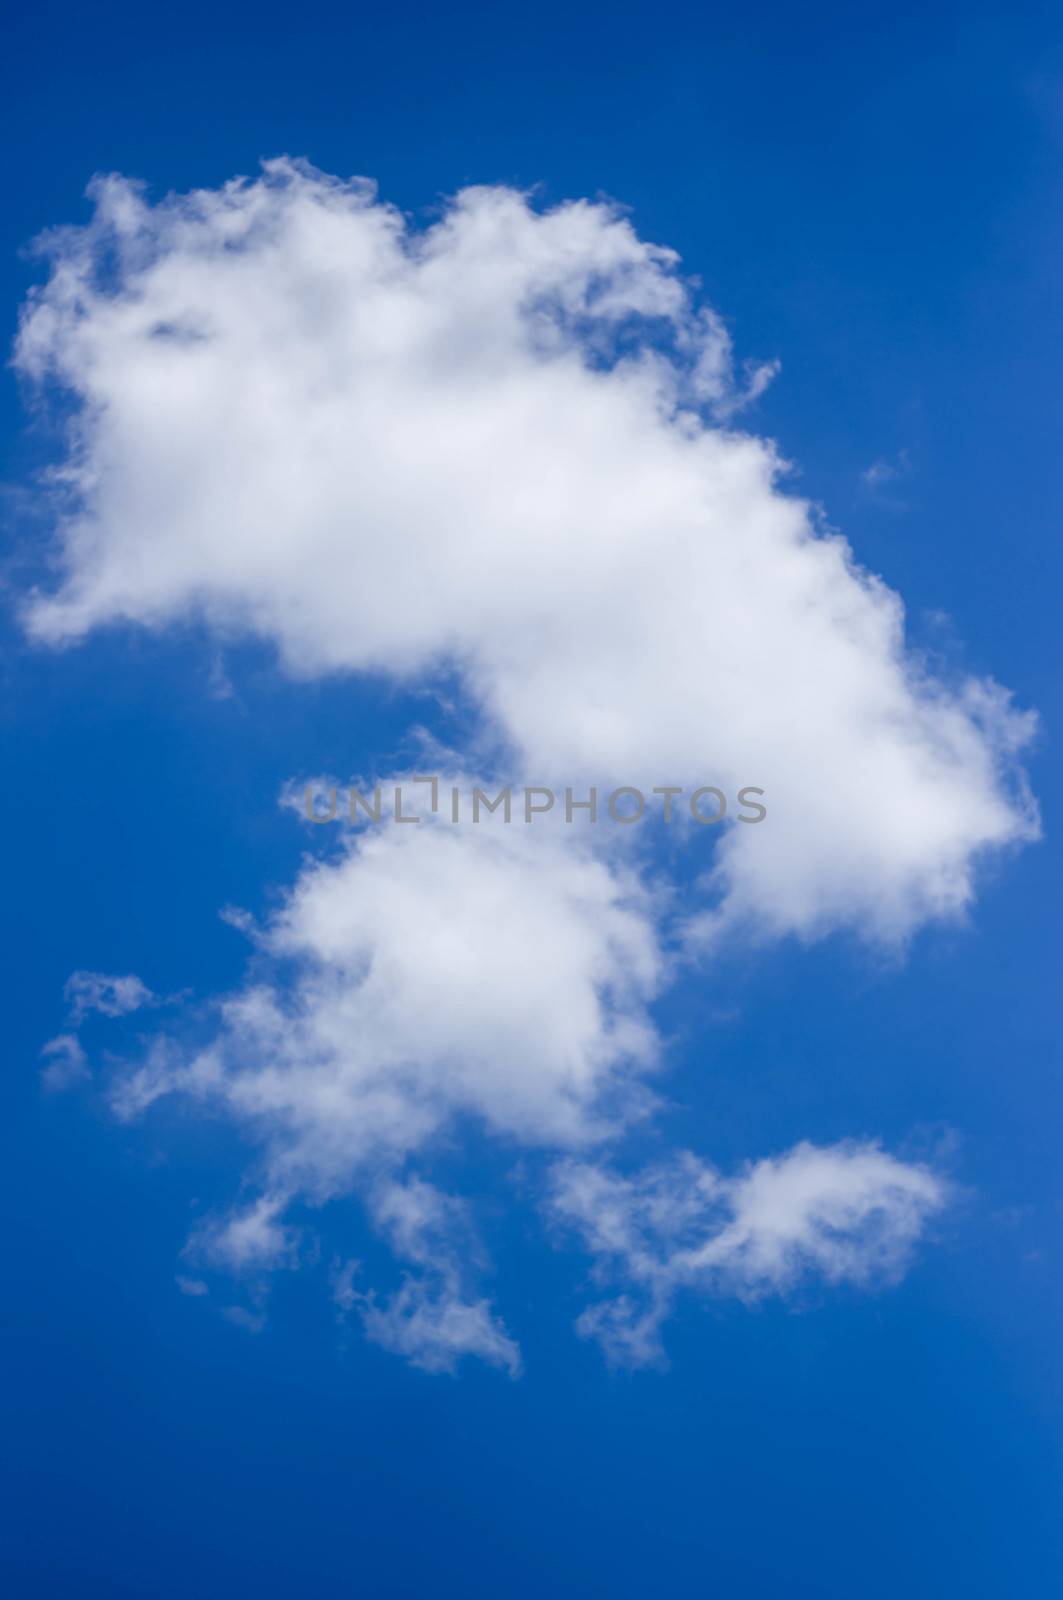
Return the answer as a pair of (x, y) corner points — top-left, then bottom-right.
(2, 2), (1062, 1595)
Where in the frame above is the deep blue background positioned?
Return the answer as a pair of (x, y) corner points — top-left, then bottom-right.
(2, 2), (1061, 1594)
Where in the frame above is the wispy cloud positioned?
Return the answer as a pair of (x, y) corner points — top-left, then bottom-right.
(64, 970), (156, 1023)
(352, 1179), (521, 1377)
(860, 447), (912, 506)
(550, 1142), (948, 1367)
(39, 1033), (89, 1092)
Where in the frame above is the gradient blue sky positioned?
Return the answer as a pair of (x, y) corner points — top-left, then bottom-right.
(2, 2), (1062, 1595)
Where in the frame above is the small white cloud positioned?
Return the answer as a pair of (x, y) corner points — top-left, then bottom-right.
(861, 448), (912, 496)
(110, 1036), (222, 1121)
(354, 1178), (521, 1377)
(186, 1193), (301, 1274)
(64, 970), (155, 1022)
(550, 1140), (948, 1367)
(39, 1033), (89, 1092)
(221, 1305), (267, 1334)
(330, 1258), (362, 1314)
(175, 1275), (209, 1297)
(360, 1279), (522, 1377)
(111, 809), (662, 1190)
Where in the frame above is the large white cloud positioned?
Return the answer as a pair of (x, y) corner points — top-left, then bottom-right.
(20, 161), (1031, 1369)
(18, 158), (1036, 942)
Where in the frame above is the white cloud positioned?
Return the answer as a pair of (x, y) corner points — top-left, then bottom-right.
(100, 806), (946, 1372)
(549, 1141), (948, 1366)
(186, 1193), (301, 1274)
(20, 163), (1029, 1371)
(359, 1279), (522, 1377)
(17, 160), (1036, 945)
(64, 970), (154, 1022)
(39, 1032), (89, 1091)
(103, 808), (657, 1372)
(860, 449), (913, 512)
(353, 1178), (521, 1377)
(111, 808), (663, 1188)
(861, 449), (911, 489)
(37, 970), (163, 1097)
(220, 1305), (267, 1334)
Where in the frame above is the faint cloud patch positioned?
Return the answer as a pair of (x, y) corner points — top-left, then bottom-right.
(221, 1305), (267, 1334)
(64, 970), (156, 1022)
(39, 1033), (89, 1092)
(860, 448), (912, 509)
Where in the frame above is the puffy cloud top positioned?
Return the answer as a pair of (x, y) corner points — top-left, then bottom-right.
(17, 159), (1037, 944)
